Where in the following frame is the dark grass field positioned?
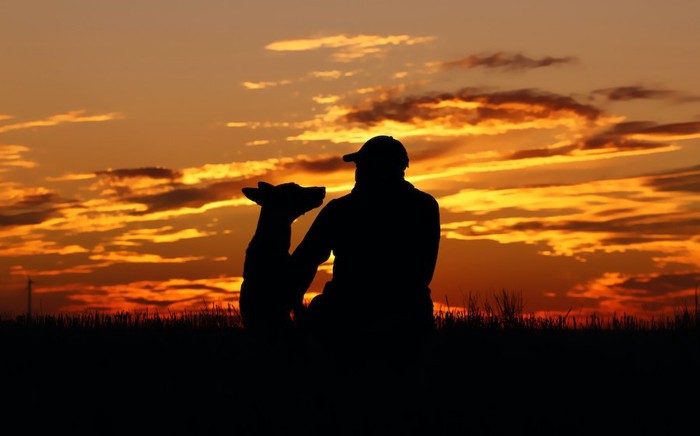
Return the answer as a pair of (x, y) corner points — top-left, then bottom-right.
(2, 297), (699, 436)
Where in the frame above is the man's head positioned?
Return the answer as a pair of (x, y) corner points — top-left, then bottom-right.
(343, 135), (409, 184)
(343, 135), (409, 169)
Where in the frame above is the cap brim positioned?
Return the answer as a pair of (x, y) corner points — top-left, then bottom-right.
(342, 152), (359, 162)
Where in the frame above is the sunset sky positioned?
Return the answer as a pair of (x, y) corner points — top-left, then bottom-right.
(1, 0), (699, 317)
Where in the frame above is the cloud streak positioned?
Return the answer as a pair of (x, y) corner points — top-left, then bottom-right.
(439, 167), (700, 266)
(284, 87), (609, 144)
(437, 52), (576, 71)
(96, 167), (180, 180)
(629, 121), (700, 141)
(647, 165), (700, 193)
(0, 110), (122, 134)
(0, 145), (36, 169)
(110, 226), (213, 246)
(0, 239), (87, 257)
(0, 188), (59, 228)
(265, 34), (433, 61)
(592, 86), (677, 101)
(617, 272), (700, 296)
(15, 153), (348, 240)
(241, 80), (293, 90)
(89, 251), (205, 264)
(566, 271), (700, 315)
(35, 277), (243, 312)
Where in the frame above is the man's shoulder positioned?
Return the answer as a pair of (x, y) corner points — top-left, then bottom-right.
(407, 185), (439, 207)
(317, 195), (351, 215)
(325, 194), (351, 208)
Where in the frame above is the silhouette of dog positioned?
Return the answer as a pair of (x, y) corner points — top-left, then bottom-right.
(240, 181), (325, 334)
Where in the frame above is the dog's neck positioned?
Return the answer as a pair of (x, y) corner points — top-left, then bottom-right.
(249, 206), (297, 253)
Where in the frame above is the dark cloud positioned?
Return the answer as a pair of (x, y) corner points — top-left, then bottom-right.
(439, 52), (576, 71)
(594, 208), (636, 217)
(96, 167), (181, 180)
(286, 156), (345, 173)
(476, 207), (582, 221)
(507, 117), (699, 162)
(0, 209), (55, 227)
(127, 179), (250, 214)
(534, 214), (700, 235)
(508, 144), (577, 160)
(647, 166), (700, 193)
(505, 121), (670, 160)
(0, 192), (59, 227)
(617, 273), (700, 296)
(636, 121), (700, 137)
(15, 193), (58, 207)
(592, 86), (677, 101)
(510, 120), (700, 163)
(509, 120), (700, 171)
(580, 121), (657, 150)
(586, 121), (700, 141)
(460, 213), (700, 245)
(345, 88), (602, 126)
(556, 119), (700, 157)
(108, 154), (359, 213)
(602, 236), (683, 245)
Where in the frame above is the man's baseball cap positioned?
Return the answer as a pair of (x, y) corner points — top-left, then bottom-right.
(342, 135), (409, 168)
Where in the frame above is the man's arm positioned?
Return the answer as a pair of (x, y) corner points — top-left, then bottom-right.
(423, 196), (441, 286)
(413, 194), (440, 289)
(289, 202), (334, 305)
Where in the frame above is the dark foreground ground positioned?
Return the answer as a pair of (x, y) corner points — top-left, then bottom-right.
(1, 313), (699, 436)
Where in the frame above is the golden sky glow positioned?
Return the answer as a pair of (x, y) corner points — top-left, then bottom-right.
(1, 1), (699, 317)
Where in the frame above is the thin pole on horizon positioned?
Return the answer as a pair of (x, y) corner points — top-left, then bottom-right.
(26, 275), (32, 320)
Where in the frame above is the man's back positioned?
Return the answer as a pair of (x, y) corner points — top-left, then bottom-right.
(292, 179), (440, 328)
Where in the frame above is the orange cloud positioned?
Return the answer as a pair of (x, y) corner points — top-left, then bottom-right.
(5, 164), (261, 238)
(285, 88), (612, 144)
(242, 80), (292, 90)
(11, 262), (113, 277)
(312, 95), (341, 104)
(46, 173), (96, 182)
(0, 110), (122, 134)
(0, 185), (55, 207)
(35, 196), (248, 235)
(0, 239), (87, 257)
(180, 158), (291, 184)
(308, 70), (357, 79)
(110, 226), (213, 246)
(567, 271), (700, 317)
(439, 169), (700, 265)
(89, 251), (205, 264)
(88, 167), (181, 197)
(265, 34), (433, 61)
(0, 145), (36, 169)
(35, 276), (243, 312)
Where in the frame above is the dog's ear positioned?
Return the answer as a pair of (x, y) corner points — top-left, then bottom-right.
(242, 187), (263, 205)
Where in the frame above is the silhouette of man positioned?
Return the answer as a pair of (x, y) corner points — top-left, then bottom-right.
(291, 135), (440, 343)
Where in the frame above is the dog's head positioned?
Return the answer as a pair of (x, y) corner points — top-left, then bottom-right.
(243, 181), (326, 219)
